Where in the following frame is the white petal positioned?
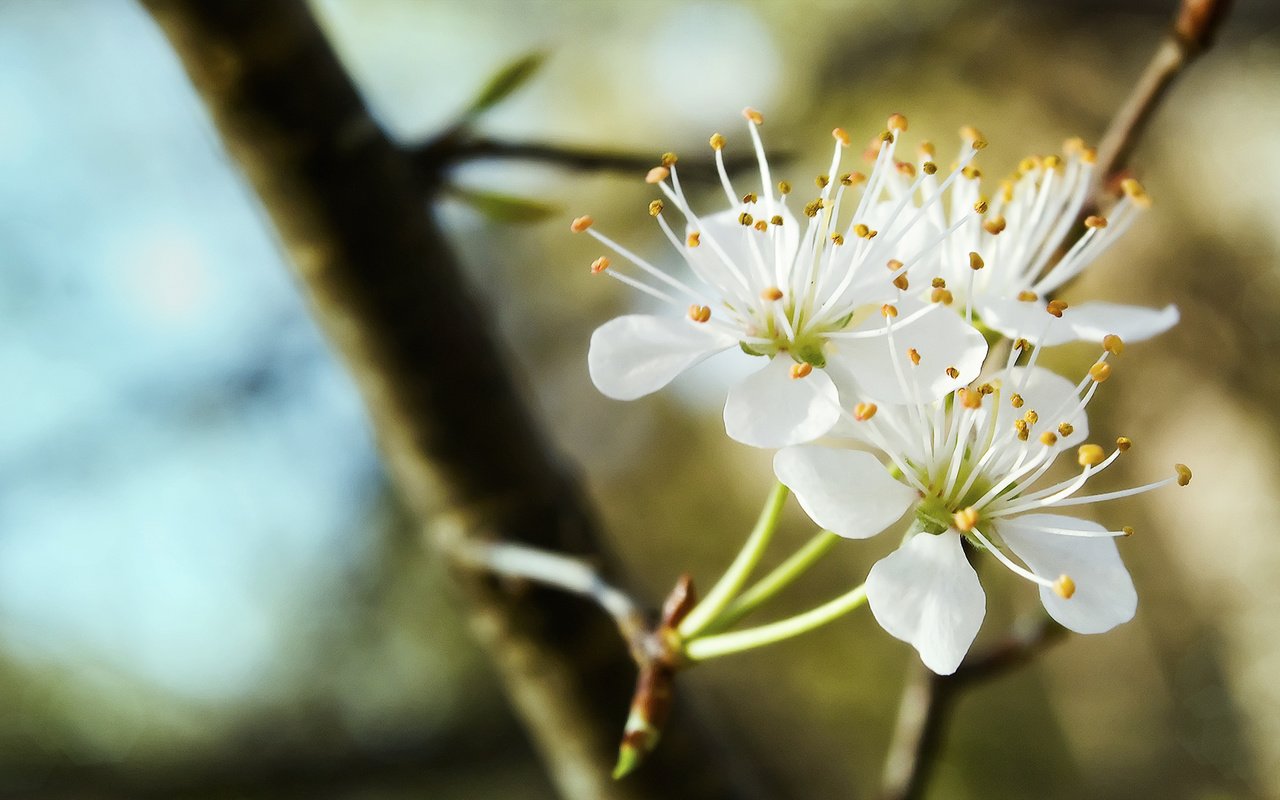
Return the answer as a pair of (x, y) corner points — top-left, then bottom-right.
(998, 513), (1136, 634)
(992, 366), (1089, 462)
(773, 446), (915, 539)
(723, 357), (841, 448)
(588, 314), (735, 400)
(827, 304), (988, 405)
(866, 533), (986, 675)
(1062, 301), (1179, 343)
(978, 296), (1078, 346)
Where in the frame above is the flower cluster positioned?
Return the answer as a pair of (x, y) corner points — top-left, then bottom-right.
(577, 110), (1189, 674)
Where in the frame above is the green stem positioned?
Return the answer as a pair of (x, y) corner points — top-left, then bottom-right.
(682, 582), (868, 662)
(704, 529), (841, 633)
(677, 482), (790, 638)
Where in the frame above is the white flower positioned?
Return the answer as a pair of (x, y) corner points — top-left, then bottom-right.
(578, 110), (988, 448)
(773, 340), (1191, 674)
(895, 137), (1179, 346)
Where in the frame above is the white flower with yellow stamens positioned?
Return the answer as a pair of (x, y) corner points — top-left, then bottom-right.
(773, 336), (1191, 674)
(578, 110), (988, 448)
(895, 135), (1178, 345)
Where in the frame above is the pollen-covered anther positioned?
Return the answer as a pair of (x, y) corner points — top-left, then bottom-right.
(645, 166), (670, 184)
(1024, 409), (1039, 424)
(1046, 299), (1069, 318)
(1085, 215), (1108, 229)
(881, 303), (899, 318)
(1044, 154), (1063, 171)
(1064, 136), (1086, 155)
(742, 192), (758, 204)
(1053, 574), (1076, 599)
(893, 274), (909, 290)
(931, 277), (946, 288)
(742, 107), (764, 125)
(854, 223), (871, 238)
(1122, 526), (1135, 537)
(754, 220), (768, 232)
(1175, 463), (1193, 486)
(959, 388), (983, 409)
(803, 199), (823, 217)
(908, 348), (921, 366)
(962, 166), (982, 180)
(660, 152), (678, 167)
(960, 125), (988, 149)
(973, 199), (989, 214)
(1040, 431), (1058, 447)
(778, 181), (792, 195)
(978, 383), (994, 395)
(770, 215), (784, 226)
(931, 288), (954, 305)
(1089, 362), (1112, 382)
(1014, 338), (1031, 352)
(1017, 290), (1039, 302)
(1011, 393), (1024, 409)
(687, 304), (711, 323)
(709, 133), (726, 150)
(648, 200), (664, 216)
(1077, 444), (1106, 467)
(791, 363), (813, 379)
(1116, 436), (1132, 452)
(761, 286), (784, 302)
(969, 252), (985, 270)
(590, 256), (610, 274)
(1103, 334), (1125, 355)
(1121, 177), (1152, 207)
(738, 212), (754, 226)
(815, 174), (830, 189)
(832, 127), (851, 146)
(570, 215), (594, 233)
(885, 259), (904, 272)
(922, 161), (938, 175)
(953, 506), (979, 532)
(686, 232), (701, 248)
(919, 141), (936, 158)
(946, 366), (959, 379)
(887, 113), (909, 131)
(897, 161), (917, 177)
(853, 402), (878, 422)
(1014, 419), (1030, 441)
(983, 215), (1007, 235)
(1058, 422), (1075, 437)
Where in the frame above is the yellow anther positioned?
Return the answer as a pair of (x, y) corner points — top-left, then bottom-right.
(1011, 393), (1024, 409)
(570, 215), (594, 233)
(1019, 156), (1041, 173)
(754, 220), (768, 232)
(1121, 177), (1152, 208)
(1122, 526), (1135, 537)
(1014, 338), (1031, 352)
(1089, 362), (1112, 382)
(893, 274), (909, 290)
(960, 125), (988, 149)
(833, 127), (851, 146)
(983, 215), (1007, 235)
(931, 277), (946, 288)
(847, 171), (867, 185)
(648, 199), (664, 216)
(931, 288), (954, 305)
(590, 256), (610, 274)
(896, 160), (917, 177)
(815, 174), (830, 189)
(1063, 136), (1086, 155)
(791, 363), (813, 379)
(886, 259), (905, 272)
(742, 192), (758, 204)
(959, 388), (983, 409)
(1017, 290), (1039, 302)
(1085, 215), (1108, 229)
(953, 506), (980, 532)
(839, 173), (854, 186)
(1103, 334), (1125, 355)
(686, 232), (701, 248)
(919, 141), (936, 158)
(908, 348), (921, 366)
(1046, 299), (1068, 318)
(1116, 436), (1132, 452)
(881, 303), (899, 318)
(770, 215), (784, 226)
(688, 304), (711, 323)
(854, 402), (878, 421)
(1044, 154), (1063, 170)
(1024, 410), (1039, 425)
(923, 161), (938, 175)
(978, 383), (994, 395)
(1040, 431), (1058, 446)
(879, 129), (895, 144)
(1058, 422), (1075, 437)
(946, 366), (960, 379)
(803, 199), (824, 218)
(645, 166), (670, 185)
(1081, 146), (1097, 164)
(1077, 444), (1106, 467)
(1014, 419), (1030, 441)
(887, 113), (909, 131)
(742, 107), (764, 125)
(973, 199), (989, 214)
(1053, 575), (1076, 599)
(854, 223), (871, 238)
(778, 181), (792, 195)
(661, 152), (678, 167)
(962, 166), (982, 180)
(709, 132), (726, 150)
(738, 212), (754, 226)
(1175, 463), (1193, 486)
(761, 286), (784, 302)
(969, 251), (985, 270)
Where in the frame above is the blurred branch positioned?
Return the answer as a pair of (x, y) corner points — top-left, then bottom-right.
(138, 2), (764, 799)
(1091, 0), (1233, 197)
(878, 618), (1067, 800)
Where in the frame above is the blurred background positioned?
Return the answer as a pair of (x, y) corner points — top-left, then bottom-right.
(0, 0), (1276, 797)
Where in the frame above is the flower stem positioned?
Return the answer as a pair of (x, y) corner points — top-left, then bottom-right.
(682, 582), (868, 662)
(703, 529), (841, 633)
(677, 481), (790, 638)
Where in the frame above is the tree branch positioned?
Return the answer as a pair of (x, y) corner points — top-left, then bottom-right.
(138, 2), (764, 798)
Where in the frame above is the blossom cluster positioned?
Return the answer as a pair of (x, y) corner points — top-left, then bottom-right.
(576, 110), (1188, 674)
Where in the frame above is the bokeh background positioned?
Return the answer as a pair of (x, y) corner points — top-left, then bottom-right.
(1, 0), (1277, 797)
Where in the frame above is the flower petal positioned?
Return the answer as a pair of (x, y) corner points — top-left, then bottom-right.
(1061, 301), (1179, 343)
(827, 303), (988, 405)
(991, 366), (1089, 464)
(998, 514), (1137, 634)
(723, 356), (841, 448)
(866, 533), (985, 675)
(773, 446), (915, 539)
(978, 296), (1078, 346)
(588, 314), (735, 400)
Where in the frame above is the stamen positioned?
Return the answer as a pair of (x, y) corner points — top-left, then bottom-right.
(953, 506), (979, 532)
(1175, 463), (1193, 486)
(791, 363), (813, 379)
(854, 402), (878, 421)
(590, 256), (610, 274)
(687, 232), (701, 247)
(762, 287), (784, 301)
(1046, 300), (1068, 318)
(648, 200), (664, 216)
(1089, 362), (1112, 382)
(1085, 215), (1108, 228)
(688, 304), (712, 323)
(709, 133), (726, 150)
(969, 252), (985, 270)
(908, 348), (922, 366)
(970, 527), (1056, 590)
(1053, 575), (1076, 599)
(570, 215), (594, 233)
(646, 167), (670, 184)
(1077, 444), (1105, 467)
(742, 107), (764, 125)
(1116, 436), (1132, 452)
(1103, 334), (1125, 355)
